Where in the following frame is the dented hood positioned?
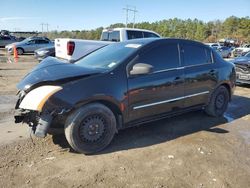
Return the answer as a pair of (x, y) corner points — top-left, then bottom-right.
(17, 57), (103, 90)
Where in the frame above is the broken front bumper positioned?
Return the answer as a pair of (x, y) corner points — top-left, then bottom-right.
(15, 108), (53, 138)
(14, 89), (70, 138)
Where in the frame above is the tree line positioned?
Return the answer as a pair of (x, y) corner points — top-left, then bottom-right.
(46, 16), (250, 43)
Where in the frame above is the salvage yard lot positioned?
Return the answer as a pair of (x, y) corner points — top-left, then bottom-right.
(0, 49), (250, 188)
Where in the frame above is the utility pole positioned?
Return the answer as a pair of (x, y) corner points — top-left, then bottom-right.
(123, 5), (138, 28)
(40, 23), (49, 33)
(45, 23), (49, 32)
(40, 23), (44, 33)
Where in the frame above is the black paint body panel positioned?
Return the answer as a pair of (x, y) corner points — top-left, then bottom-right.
(16, 38), (236, 129)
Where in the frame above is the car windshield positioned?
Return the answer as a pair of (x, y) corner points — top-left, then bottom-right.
(75, 42), (141, 70)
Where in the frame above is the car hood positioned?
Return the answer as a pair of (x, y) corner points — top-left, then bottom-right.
(5, 42), (20, 48)
(233, 56), (250, 62)
(234, 60), (250, 67)
(17, 57), (104, 90)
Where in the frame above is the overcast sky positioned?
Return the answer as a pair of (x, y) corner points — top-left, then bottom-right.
(1, 0), (249, 31)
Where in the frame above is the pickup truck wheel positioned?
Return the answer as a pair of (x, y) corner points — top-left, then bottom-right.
(205, 86), (229, 117)
(64, 103), (116, 154)
(17, 48), (24, 55)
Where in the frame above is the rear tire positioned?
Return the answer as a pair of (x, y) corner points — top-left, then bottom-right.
(64, 103), (116, 154)
(205, 86), (229, 117)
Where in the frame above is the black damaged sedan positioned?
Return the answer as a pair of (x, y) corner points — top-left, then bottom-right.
(15, 38), (236, 154)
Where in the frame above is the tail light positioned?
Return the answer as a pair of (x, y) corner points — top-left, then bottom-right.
(67, 41), (75, 56)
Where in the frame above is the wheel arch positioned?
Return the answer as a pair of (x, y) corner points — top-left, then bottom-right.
(207, 82), (232, 105)
(16, 47), (25, 53)
(71, 99), (123, 130)
(93, 100), (123, 130)
(219, 82), (232, 101)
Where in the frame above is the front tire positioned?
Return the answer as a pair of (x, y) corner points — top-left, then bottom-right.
(65, 103), (116, 154)
(17, 48), (24, 55)
(205, 86), (229, 117)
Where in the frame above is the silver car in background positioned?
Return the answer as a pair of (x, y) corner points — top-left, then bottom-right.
(216, 46), (232, 58)
(5, 37), (54, 55)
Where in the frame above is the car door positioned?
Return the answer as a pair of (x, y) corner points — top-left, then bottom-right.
(181, 42), (217, 108)
(127, 40), (185, 122)
(25, 40), (37, 52)
(35, 39), (49, 50)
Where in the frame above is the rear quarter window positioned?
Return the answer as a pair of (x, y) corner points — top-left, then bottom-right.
(183, 44), (212, 66)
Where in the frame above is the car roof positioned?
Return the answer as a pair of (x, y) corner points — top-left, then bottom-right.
(103, 28), (161, 37)
(27, 36), (50, 40)
(120, 38), (207, 47)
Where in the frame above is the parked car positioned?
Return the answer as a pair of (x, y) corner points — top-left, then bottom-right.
(14, 38), (236, 154)
(0, 35), (16, 47)
(34, 46), (55, 61)
(234, 60), (250, 84)
(55, 28), (161, 63)
(216, 46), (232, 58)
(232, 52), (250, 62)
(231, 52), (250, 84)
(5, 37), (54, 55)
(232, 44), (250, 57)
(205, 42), (222, 49)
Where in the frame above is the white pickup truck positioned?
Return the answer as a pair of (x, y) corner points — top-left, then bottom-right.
(55, 28), (161, 62)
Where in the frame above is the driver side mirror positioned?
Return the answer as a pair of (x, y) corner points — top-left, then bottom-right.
(130, 63), (153, 75)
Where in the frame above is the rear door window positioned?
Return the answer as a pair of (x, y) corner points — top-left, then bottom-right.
(183, 44), (212, 66)
(136, 42), (180, 72)
(127, 31), (143, 40)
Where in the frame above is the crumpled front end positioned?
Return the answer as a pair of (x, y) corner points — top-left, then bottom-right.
(14, 85), (71, 138)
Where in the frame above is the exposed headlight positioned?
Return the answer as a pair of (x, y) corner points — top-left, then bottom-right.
(19, 85), (62, 112)
(37, 50), (49, 55)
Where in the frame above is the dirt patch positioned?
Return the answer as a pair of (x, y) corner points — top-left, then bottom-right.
(0, 117), (250, 188)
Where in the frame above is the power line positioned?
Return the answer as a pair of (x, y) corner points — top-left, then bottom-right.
(123, 5), (138, 28)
